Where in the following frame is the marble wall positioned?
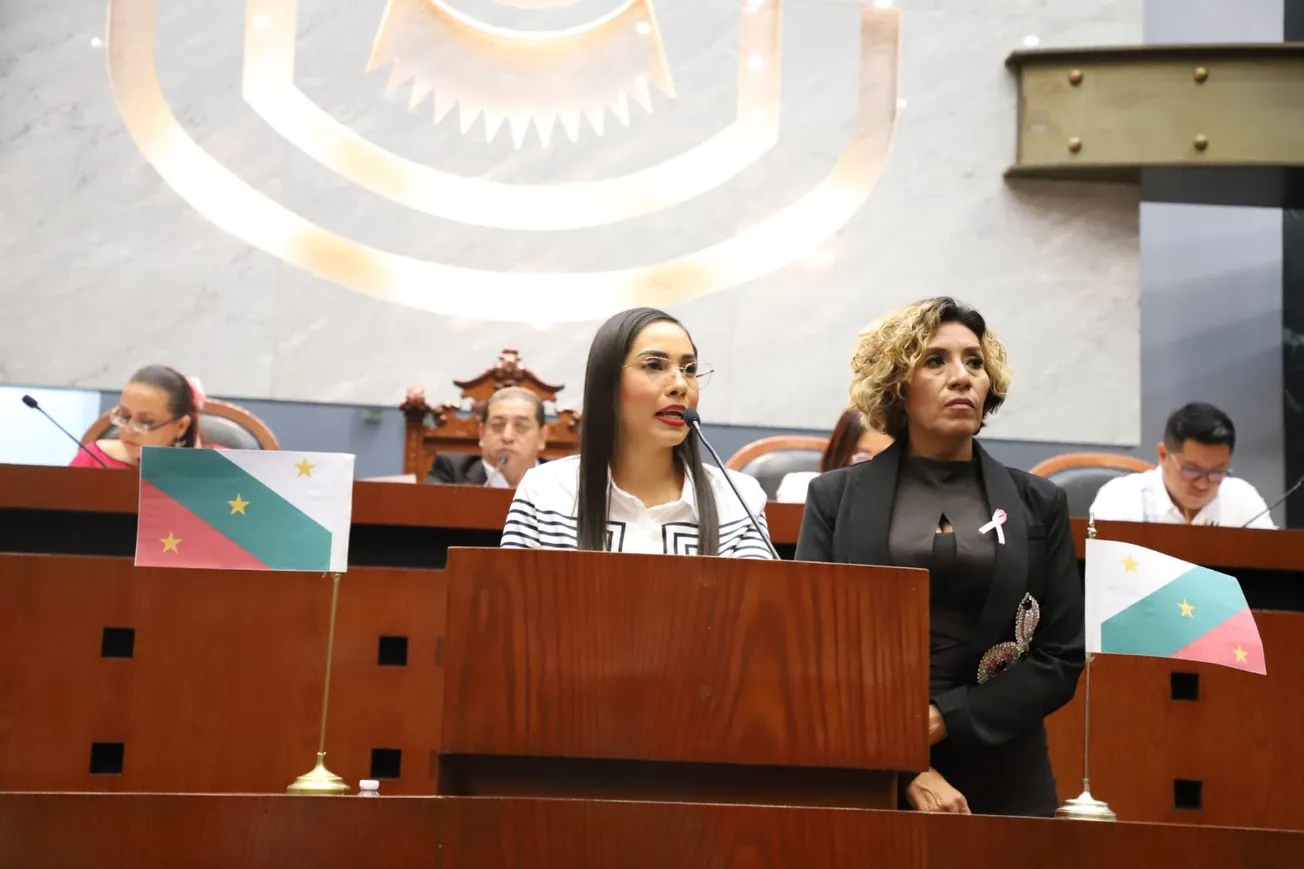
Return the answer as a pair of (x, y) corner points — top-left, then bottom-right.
(0, 0), (1142, 443)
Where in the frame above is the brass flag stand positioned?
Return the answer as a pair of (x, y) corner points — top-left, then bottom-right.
(1056, 517), (1116, 821)
(287, 571), (350, 795)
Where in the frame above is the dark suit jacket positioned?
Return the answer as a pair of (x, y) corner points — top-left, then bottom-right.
(795, 441), (1084, 816)
(430, 454), (489, 486)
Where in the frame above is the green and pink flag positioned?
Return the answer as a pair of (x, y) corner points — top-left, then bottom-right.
(1086, 538), (1265, 674)
(135, 447), (354, 572)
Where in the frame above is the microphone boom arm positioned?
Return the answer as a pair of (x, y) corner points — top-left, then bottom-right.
(684, 411), (781, 560)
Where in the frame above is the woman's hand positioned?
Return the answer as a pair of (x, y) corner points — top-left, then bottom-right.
(905, 768), (971, 814)
(928, 703), (947, 745)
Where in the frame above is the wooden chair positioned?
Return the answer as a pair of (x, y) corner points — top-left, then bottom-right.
(1029, 452), (1153, 517)
(725, 435), (829, 500)
(401, 349), (581, 482)
(81, 399), (279, 451)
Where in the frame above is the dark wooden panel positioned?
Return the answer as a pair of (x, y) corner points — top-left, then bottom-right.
(0, 554), (325, 792)
(0, 793), (439, 869)
(1083, 520), (1304, 572)
(436, 753), (896, 808)
(1048, 610), (1304, 829)
(0, 791), (1299, 869)
(0, 464), (514, 530)
(0, 554), (445, 795)
(437, 797), (926, 869)
(925, 810), (1301, 869)
(440, 549), (930, 772)
(0, 464), (139, 513)
(325, 567), (447, 794)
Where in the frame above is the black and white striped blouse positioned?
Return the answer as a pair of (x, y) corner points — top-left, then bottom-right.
(500, 456), (775, 558)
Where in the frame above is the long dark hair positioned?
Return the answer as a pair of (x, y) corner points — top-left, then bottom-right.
(128, 365), (199, 448)
(820, 409), (868, 472)
(576, 308), (720, 554)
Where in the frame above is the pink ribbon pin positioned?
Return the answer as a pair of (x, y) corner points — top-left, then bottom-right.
(979, 509), (1008, 545)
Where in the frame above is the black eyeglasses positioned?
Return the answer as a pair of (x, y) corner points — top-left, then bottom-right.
(1167, 454), (1229, 484)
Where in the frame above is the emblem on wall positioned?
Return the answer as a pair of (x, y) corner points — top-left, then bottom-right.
(105, 0), (900, 323)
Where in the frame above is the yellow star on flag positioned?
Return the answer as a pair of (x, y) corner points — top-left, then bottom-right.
(227, 494), (249, 515)
(1233, 645), (1248, 663)
(1178, 598), (1195, 618)
(1121, 554), (1139, 573)
(294, 457), (316, 478)
(160, 533), (182, 553)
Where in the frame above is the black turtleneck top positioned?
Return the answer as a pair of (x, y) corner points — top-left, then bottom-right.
(887, 454), (995, 694)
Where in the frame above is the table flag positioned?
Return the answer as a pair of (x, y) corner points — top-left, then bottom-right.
(1085, 538), (1265, 674)
(135, 447), (354, 572)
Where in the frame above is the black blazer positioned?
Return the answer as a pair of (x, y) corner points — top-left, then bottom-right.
(430, 454), (489, 486)
(795, 441), (1084, 816)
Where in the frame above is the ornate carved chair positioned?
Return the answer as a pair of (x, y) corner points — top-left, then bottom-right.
(725, 435), (829, 500)
(81, 399), (279, 451)
(401, 349), (582, 482)
(1028, 452), (1154, 517)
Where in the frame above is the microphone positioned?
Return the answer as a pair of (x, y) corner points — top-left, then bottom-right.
(1241, 472), (1304, 528)
(682, 408), (781, 559)
(21, 394), (110, 468)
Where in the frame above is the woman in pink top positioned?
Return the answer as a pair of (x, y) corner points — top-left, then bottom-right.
(71, 365), (205, 468)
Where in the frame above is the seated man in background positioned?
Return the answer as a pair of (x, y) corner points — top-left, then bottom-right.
(1089, 402), (1275, 528)
(431, 387), (548, 488)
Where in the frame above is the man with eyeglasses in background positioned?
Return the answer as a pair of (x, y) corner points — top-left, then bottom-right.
(431, 387), (549, 488)
(1089, 402), (1275, 529)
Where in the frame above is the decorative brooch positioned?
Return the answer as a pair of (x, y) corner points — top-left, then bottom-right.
(976, 593), (1040, 684)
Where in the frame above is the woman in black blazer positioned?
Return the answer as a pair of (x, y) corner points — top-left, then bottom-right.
(796, 297), (1084, 818)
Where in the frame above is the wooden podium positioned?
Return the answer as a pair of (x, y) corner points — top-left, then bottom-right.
(434, 548), (930, 808)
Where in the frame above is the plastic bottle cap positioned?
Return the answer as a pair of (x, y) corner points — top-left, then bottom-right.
(360, 779), (379, 789)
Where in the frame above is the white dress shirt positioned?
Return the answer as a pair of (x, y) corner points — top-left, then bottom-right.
(482, 459), (539, 489)
(1088, 466), (1276, 529)
(775, 471), (817, 504)
(501, 455), (775, 557)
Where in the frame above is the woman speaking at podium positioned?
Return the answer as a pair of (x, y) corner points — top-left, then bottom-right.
(500, 307), (774, 558)
(795, 297), (1084, 817)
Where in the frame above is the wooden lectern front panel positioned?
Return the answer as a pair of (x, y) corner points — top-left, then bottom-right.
(440, 549), (930, 772)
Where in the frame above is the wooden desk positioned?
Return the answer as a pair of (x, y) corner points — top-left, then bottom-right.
(2, 550), (1303, 829)
(4, 463), (1304, 828)
(3, 463), (1303, 573)
(0, 463), (511, 529)
(0, 793), (1297, 869)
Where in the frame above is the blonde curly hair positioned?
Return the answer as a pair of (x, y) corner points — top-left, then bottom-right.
(850, 297), (1012, 440)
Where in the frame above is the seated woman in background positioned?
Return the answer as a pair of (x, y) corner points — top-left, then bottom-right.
(775, 408), (894, 503)
(70, 366), (204, 468)
(501, 307), (774, 558)
(795, 297), (1083, 817)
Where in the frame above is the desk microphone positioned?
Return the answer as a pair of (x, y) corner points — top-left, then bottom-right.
(21, 394), (110, 468)
(682, 408), (780, 560)
(1240, 472), (1304, 528)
